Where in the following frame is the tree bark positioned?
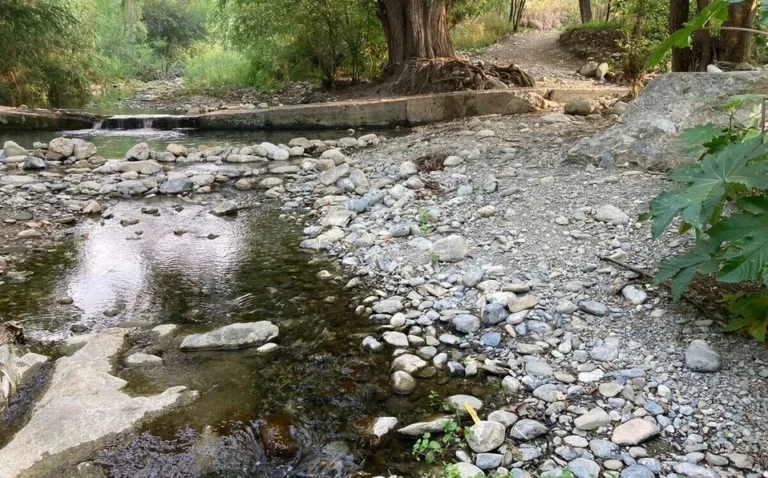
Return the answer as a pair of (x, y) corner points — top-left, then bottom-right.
(669, 0), (693, 71)
(721, 0), (758, 63)
(375, 0), (456, 71)
(695, 0), (712, 71)
(579, 0), (593, 23)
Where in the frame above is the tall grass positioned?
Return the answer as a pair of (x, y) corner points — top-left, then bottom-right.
(452, 12), (513, 51)
(183, 43), (276, 90)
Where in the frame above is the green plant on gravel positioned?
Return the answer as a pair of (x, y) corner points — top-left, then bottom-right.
(419, 208), (432, 236)
(643, 94), (768, 341)
(412, 420), (474, 464)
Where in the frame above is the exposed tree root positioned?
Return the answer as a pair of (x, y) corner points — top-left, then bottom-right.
(416, 152), (448, 172)
(375, 58), (535, 96)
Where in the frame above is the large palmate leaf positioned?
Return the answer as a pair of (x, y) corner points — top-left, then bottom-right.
(738, 195), (768, 215)
(708, 211), (768, 283)
(680, 123), (726, 153)
(724, 291), (768, 342)
(654, 239), (720, 301)
(649, 137), (768, 239)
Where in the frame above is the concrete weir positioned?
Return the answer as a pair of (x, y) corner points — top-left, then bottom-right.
(199, 87), (629, 130)
(0, 88), (628, 133)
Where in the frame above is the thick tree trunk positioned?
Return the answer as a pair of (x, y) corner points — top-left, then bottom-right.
(579, 0), (593, 23)
(721, 0), (758, 63)
(375, 0), (456, 71)
(669, 0), (693, 71)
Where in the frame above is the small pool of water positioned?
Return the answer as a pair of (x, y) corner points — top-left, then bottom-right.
(0, 196), (489, 477)
(0, 127), (407, 160)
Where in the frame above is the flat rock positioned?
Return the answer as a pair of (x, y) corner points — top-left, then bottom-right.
(510, 419), (548, 441)
(210, 200), (238, 216)
(398, 416), (453, 436)
(575, 407), (611, 431)
(0, 329), (196, 477)
(612, 418), (660, 445)
(432, 235), (468, 262)
(180, 322), (279, 350)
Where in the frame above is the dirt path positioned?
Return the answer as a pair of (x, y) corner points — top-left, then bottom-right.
(474, 30), (608, 90)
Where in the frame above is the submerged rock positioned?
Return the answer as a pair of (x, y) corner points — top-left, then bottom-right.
(180, 321), (279, 350)
(210, 200), (238, 216)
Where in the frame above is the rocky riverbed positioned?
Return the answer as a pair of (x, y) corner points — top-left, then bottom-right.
(1, 85), (768, 478)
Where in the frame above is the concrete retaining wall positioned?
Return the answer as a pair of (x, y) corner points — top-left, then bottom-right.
(0, 107), (100, 130)
(198, 88), (628, 130)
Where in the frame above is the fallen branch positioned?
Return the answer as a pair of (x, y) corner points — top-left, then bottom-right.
(598, 255), (725, 327)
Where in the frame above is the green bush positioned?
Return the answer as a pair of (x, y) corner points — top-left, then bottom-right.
(644, 95), (768, 341)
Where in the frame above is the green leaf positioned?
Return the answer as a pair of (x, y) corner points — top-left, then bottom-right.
(708, 212), (768, 242)
(649, 137), (768, 238)
(680, 123), (726, 152)
(722, 94), (768, 111)
(725, 292), (768, 342)
(654, 240), (720, 301)
(737, 196), (768, 215)
(718, 236), (768, 283)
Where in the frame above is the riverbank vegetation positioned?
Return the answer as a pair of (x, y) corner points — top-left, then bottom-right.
(1, 0), (767, 108)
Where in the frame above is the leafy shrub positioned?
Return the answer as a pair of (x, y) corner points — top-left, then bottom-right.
(183, 43), (266, 89)
(644, 94), (768, 341)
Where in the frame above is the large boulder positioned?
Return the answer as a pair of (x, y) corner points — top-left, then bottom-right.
(125, 142), (151, 161)
(47, 137), (75, 158)
(180, 321), (279, 350)
(72, 139), (97, 160)
(3, 141), (27, 157)
(567, 72), (768, 170)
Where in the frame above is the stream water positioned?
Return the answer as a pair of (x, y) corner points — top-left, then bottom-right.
(0, 191), (493, 477)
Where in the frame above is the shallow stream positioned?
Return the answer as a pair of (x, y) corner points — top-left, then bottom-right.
(0, 193), (492, 477)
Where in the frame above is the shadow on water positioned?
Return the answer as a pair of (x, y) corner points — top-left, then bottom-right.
(0, 197), (495, 477)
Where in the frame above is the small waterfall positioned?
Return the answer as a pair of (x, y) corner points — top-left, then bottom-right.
(97, 114), (199, 131)
(93, 120), (103, 130)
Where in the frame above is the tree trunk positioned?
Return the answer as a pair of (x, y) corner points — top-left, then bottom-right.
(375, 0), (456, 71)
(695, 0), (712, 71)
(669, 0), (693, 71)
(579, 0), (593, 23)
(721, 0), (758, 63)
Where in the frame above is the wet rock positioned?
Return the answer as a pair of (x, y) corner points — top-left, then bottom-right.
(391, 354), (428, 374)
(23, 156), (46, 170)
(475, 453), (502, 470)
(72, 139), (97, 160)
(444, 395), (484, 416)
(371, 417), (398, 438)
(398, 416), (453, 436)
(117, 180), (149, 196)
(685, 340), (721, 372)
(372, 299), (403, 314)
(83, 200), (102, 214)
(260, 142), (290, 161)
(180, 321), (278, 350)
(260, 416), (298, 458)
(382, 331), (408, 348)
(467, 421), (505, 453)
(125, 352), (162, 368)
(390, 371), (416, 394)
(159, 174), (193, 195)
(210, 200), (238, 216)
(431, 235), (468, 262)
(612, 419), (660, 445)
